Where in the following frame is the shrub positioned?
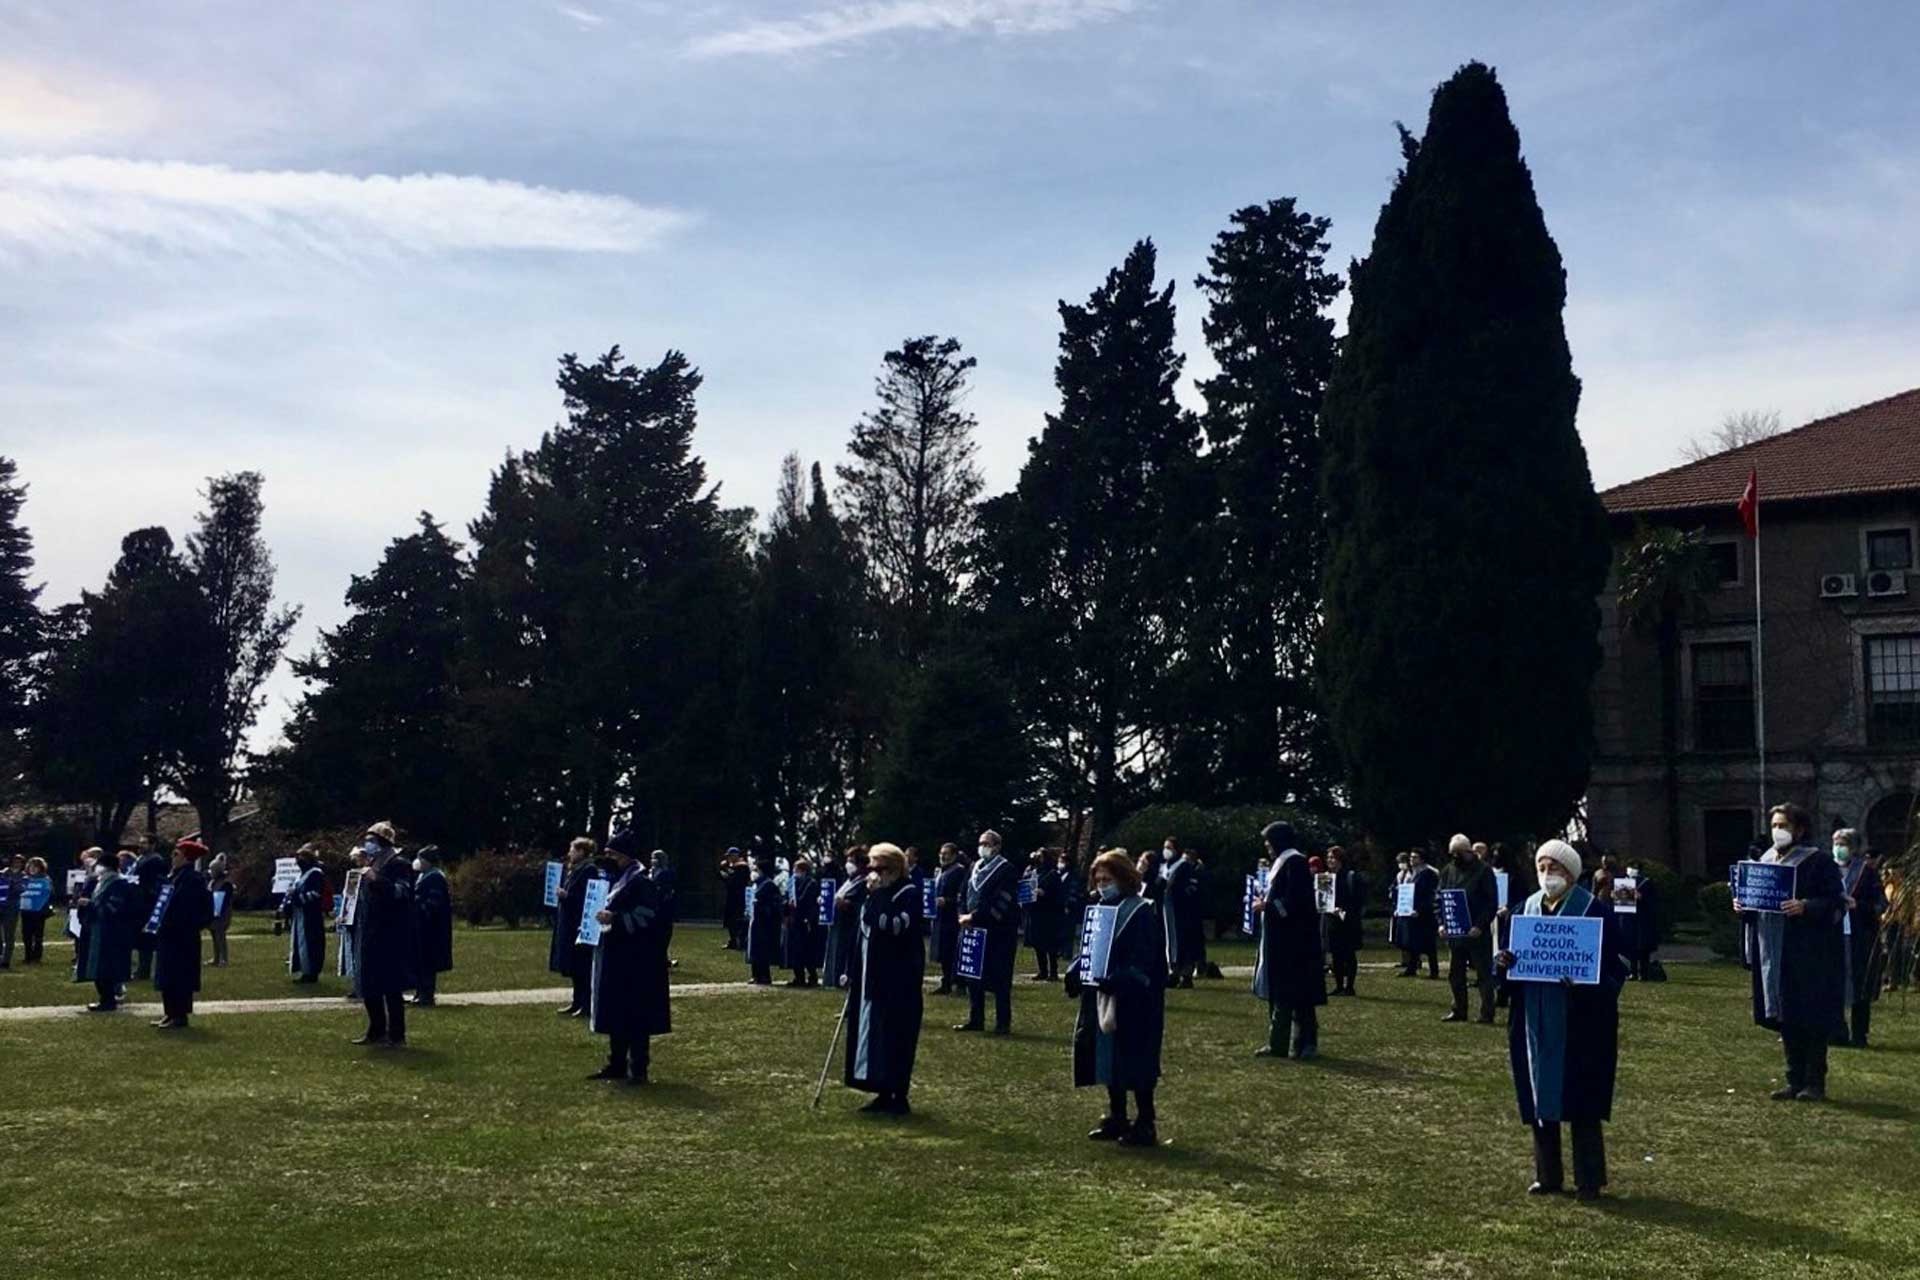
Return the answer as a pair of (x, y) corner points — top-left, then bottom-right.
(1697, 882), (1741, 959)
(448, 850), (546, 928)
(1100, 803), (1347, 935)
(1623, 856), (1686, 943)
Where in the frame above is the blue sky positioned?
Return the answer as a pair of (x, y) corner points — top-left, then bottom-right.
(5, 1), (1919, 743)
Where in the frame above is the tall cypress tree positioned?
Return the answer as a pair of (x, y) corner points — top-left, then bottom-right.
(0, 458), (40, 805)
(1319, 62), (1609, 846)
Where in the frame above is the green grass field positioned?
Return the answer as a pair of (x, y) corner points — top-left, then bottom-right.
(2, 922), (1915, 1279)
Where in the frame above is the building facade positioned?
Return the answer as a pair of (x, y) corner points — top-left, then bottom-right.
(1589, 389), (1920, 876)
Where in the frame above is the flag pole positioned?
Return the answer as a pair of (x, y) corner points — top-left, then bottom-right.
(1753, 481), (1766, 821)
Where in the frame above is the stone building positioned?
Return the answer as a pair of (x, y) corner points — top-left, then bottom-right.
(1589, 388), (1920, 876)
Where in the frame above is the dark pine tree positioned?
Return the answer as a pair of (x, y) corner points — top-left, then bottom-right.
(0, 458), (40, 805)
(1318, 62), (1610, 846)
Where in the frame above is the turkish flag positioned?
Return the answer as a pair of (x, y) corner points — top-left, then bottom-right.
(1737, 468), (1759, 539)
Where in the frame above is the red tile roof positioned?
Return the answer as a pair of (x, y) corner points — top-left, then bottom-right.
(1601, 387), (1920, 515)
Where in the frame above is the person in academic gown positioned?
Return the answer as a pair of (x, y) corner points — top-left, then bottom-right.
(151, 837), (214, 1030)
(0, 852), (21, 969)
(206, 854), (235, 968)
(1252, 821), (1327, 1060)
(823, 846), (869, 991)
(649, 849), (677, 968)
(1831, 828), (1885, 1049)
(550, 838), (602, 1017)
(337, 844), (370, 999)
(1190, 850), (1214, 978)
(410, 845), (453, 1006)
(718, 848), (749, 950)
(1056, 852), (1086, 964)
(588, 831), (671, 1085)
(842, 843), (924, 1114)
(73, 852), (139, 1011)
(352, 842), (417, 1047)
(1738, 802), (1846, 1101)
(1161, 841), (1203, 990)
(129, 844), (167, 980)
(930, 843), (967, 995)
(1438, 834), (1499, 1024)
(955, 830), (1019, 1035)
(1387, 852), (1412, 970)
(1024, 851), (1065, 982)
(1495, 840), (1624, 1200)
(745, 851), (785, 986)
(1324, 846), (1367, 997)
(784, 856), (823, 988)
(1068, 849), (1168, 1147)
(1407, 850), (1440, 978)
(282, 844), (329, 984)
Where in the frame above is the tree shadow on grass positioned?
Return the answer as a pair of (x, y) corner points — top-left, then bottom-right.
(624, 1080), (723, 1111)
(1308, 1053), (1421, 1083)
(1595, 1195), (1907, 1267)
(1823, 1096), (1916, 1122)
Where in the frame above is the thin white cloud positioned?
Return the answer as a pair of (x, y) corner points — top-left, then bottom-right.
(685, 0), (1137, 58)
(556, 4), (608, 26)
(0, 156), (693, 261)
(0, 62), (157, 146)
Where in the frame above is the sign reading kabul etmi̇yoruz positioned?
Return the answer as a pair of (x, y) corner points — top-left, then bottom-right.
(1437, 888), (1473, 939)
(1079, 904), (1119, 983)
(543, 860), (564, 909)
(817, 878), (837, 925)
(576, 878), (612, 947)
(1732, 860), (1797, 914)
(1506, 914), (1603, 985)
(921, 876), (937, 917)
(955, 926), (988, 982)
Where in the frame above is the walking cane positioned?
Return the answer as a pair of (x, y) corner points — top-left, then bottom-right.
(811, 990), (852, 1110)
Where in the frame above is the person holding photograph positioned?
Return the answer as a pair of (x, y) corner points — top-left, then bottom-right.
(1160, 839), (1203, 990)
(1067, 849), (1167, 1147)
(1737, 802), (1845, 1101)
(1830, 828), (1885, 1049)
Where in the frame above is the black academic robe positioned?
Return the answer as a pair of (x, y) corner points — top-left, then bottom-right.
(591, 864), (671, 1040)
(784, 873), (823, 971)
(1023, 866), (1066, 953)
(152, 866), (213, 995)
(549, 862), (600, 976)
(720, 863), (748, 927)
(1503, 886), (1624, 1125)
(1252, 849), (1326, 1009)
(131, 852), (168, 957)
(1387, 871), (1412, 950)
(823, 875), (868, 990)
(964, 855), (1020, 988)
(1439, 859), (1498, 943)
(1410, 865), (1440, 953)
(843, 878), (924, 1094)
(1161, 856), (1204, 971)
(1840, 859), (1887, 1007)
(1067, 893), (1167, 1091)
(356, 863), (416, 998)
(1745, 846), (1846, 1032)
(745, 876), (785, 967)
(1057, 870), (1087, 956)
(1327, 869), (1367, 952)
(930, 863), (967, 965)
(74, 872), (138, 985)
(414, 868), (454, 976)
(285, 865), (328, 978)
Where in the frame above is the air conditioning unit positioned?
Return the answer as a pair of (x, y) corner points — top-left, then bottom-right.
(1867, 570), (1909, 598)
(1820, 573), (1858, 599)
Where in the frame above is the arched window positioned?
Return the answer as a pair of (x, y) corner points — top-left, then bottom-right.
(1866, 791), (1916, 859)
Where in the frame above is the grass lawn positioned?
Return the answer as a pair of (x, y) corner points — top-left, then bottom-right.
(2, 924), (1916, 1279)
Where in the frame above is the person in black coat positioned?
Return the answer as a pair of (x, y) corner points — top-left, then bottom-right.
(1068, 849), (1168, 1147)
(409, 845), (453, 1007)
(842, 843), (924, 1114)
(588, 832), (671, 1085)
(1324, 846), (1366, 997)
(784, 856), (823, 988)
(1737, 802), (1846, 1101)
(930, 843), (967, 995)
(744, 851), (784, 986)
(150, 838), (214, 1030)
(130, 846), (167, 980)
(1024, 851), (1065, 982)
(823, 845), (869, 991)
(550, 838), (601, 1016)
(1831, 828), (1886, 1049)
(1161, 841), (1204, 990)
(1495, 840), (1624, 1200)
(1252, 821), (1328, 1059)
(649, 849), (677, 968)
(1406, 851), (1440, 978)
(955, 830), (1019, 1035)
(1056, 851), (1086, 963)
(74, 852), (139, 1012)
(352, 843), (417, 1047)
(1439, 835), (1499, 1025)
(718, 848), (749, 950)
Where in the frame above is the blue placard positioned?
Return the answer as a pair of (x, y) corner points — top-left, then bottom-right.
(21, 876), (52, 913)
(1241, 875), (1258, 937)
(1506, 913), (1604, 984)
(956, 926), (988, 981)
(1080, 904), (1118, 982)
(211, 889), (228, 919)
(921, 877), (937, 916)
(144, 883), (175, 935)
(1395, 883), (1416, 917)
(818, 878), (837, 925)
(543, 861), (563, 909)
(1733, 860), (1796, 913)
(1017, 875), (1036, 906)
(0, 877), (11, 911)
(576, 878), (611, 947)
(1438, 888), (1472, 938)
(1493, 870), (1510, 909)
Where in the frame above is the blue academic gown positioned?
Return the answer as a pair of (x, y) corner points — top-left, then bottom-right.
(1067, 893), (1167, 1091)
(1746, 845), (1845, 1033)
(590, 863), (671, 1040)
(74, 872), (138, 986)
(964, 855), (1020, 990)
(823, 875), (868, 990)
(784, 873), (823, 973)
(1252, 850), (1327, 1010)
(1162, 856), (1203, 972)
(356, 865), (415, 997)
(844, 878), (924, 1095)
(745, 876), (785, 969)
(413, 867), (454, 977)
(152, 866), (213, 996)
(285, 866), (328, 979)
(1504, 886), (1624, 1125)
(930, 862), (968, 968)
(1023, 866), (1066, 955)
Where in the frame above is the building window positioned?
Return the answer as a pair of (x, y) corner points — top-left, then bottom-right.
(1866, 792), (1915, 859)
(1702, 808), (1755, 879)
(1866, 528), (1914, 572)
(1692, 641), (1755, 751)
(1865, 634), (1920, 745)
(1705, 540), (1740, 587)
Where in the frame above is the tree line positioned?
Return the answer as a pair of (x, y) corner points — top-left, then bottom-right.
(0, 63), (1611, 865)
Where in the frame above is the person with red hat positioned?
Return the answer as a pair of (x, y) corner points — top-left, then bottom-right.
(151, 837), (215, 1030)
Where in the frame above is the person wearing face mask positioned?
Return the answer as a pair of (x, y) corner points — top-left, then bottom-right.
(1024, 850), (1066, 983)
(717, 848), (749, 951)
(282, 843), (331, 985)
(1829, 828), (1885, 1049)
(587, 830), (671, 1085)
(1324, 846), (1366, 997)
(551, 838), (603, 1017)
(784, 856), (824, 989)
(1068, 849), (1168, 1147)
(823, 846), (870, 990)
(745, 850), (785, 987)
(409, 845), (453, 1007)
(150, 837), (214, 1031)
(73, 846), (139, 1012)
(930, 843), (968, 995)
(1737, 802), (1845, 1101)
(352, 837), (417, 1048)
(1387, 852), (1412, 971)
(1438, 834), (1499, 1025)
(1161, 839), (1203, 990)
(1494, 840), (1623, 1201)
(955, 830), (1019, 1035)
(1252, 821), (1327, 1060)
(129, 842), (168, 981)
(841, 843), (925, 1114)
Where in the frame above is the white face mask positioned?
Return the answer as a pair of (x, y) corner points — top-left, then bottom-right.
(1771, 827), (1794, 850)
(1541, 874), (1570, 899)
(412, 859), (425, 873)
(1833, 845), (1852, 864)
(844, 860), (858, 878)
(978, 845), (994, 861)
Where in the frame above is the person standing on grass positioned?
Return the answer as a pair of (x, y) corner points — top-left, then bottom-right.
(1252, 821), (1326, 1061)
(1069, 849), (1168, 1148)
(1831, 829), (1886, 1049)
(1057, 851), (1086, 965)
(1495, 839), (1623, 1201)
(410, 846), (453, 1007)
(337, 844), (370, 1000)
(206, 854), (234, 968)
(842, 843), (925, 1115)
(745, 850), (784, 987)
(1439, 835), (1498, 1025)
(588, 830), (671, 1086)
(784, 855), (823, 988)
(0, 851), (22, 969)
(1387, 851), (1413, 973)
(1406, 850), (1440, 979)
(73, 850), (138, 1012)
(151, 837), (214, 1031)
(1324, 846), (1366, 997)
(649, 849), (677, 969)
(955, 829), (1019, 1036)
(130, 843), (167, 981)
(1737, 802), (1846, 1102)
(1024, 849), (1065, 983)
(283, 843), (330, 984)
(20, 857), (53, 965)
(824, 845), (869, 991)
(718, 847), (749, 950)
(552, 838), (601, 1017)
(930, 843), (967, 996)
(1161, 839), (1203, 990)
(352, 839), (416, 1048)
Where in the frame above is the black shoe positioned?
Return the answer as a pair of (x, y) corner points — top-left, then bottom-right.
(1476, 1014), (1496, 1025)
(86, 1003), (118, 1013)
(1254, 1045), (1280, 1058)
(1526, 1182), (1562, 1197)
(351, 1033), (381, 1045)
(569, 1007), (587, 1018)
(1442, 1011), (1466, 1023)
(1852, 1038), (1869, 1049)
(933, 984), (952, 996)
(624, 1071), (650, 1087)
(1395, 971), (1416, 979)
(1769, 1087), (1800, 1101)
(385, 1037), (406, 1048)
(160, 1020), (189, 1032)
(1575, 1186), (1602, 1202)
(557, 1005), (579, 1016)
(1796, 1087), (1826, 1102)
(1028, 973), (1048, 982)
(588, 1066), (626, 1081)
(1177, 977), (1194, 989)
(1294, 1045), (1319, 1061)
(1088, 1116), (1129, 1140)
(860, 1095), (891, 1113)
(888, 1095), (911, 1115)
(409, 996), (435, 1007)
(151, 1017), (174, 1028)
(991, 1026), (1011, 1037)
(1119, 1121), (1158, 1147)
(952, 1022), (981, 1032)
